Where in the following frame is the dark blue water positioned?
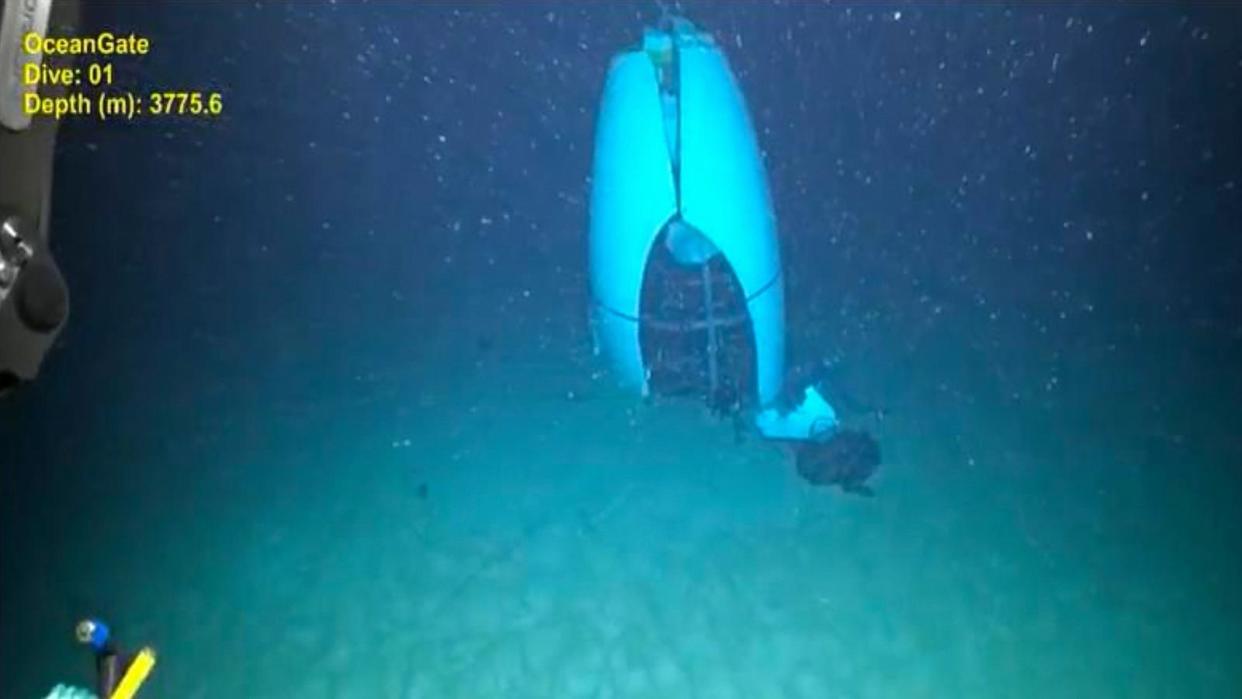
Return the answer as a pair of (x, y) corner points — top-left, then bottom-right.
(3, 2), (1239, 696)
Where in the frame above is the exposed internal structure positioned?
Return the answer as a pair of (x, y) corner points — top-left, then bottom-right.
(639, 228), (756, 413)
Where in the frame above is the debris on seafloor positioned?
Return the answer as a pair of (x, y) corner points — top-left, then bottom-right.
(795, 429), (881, 497)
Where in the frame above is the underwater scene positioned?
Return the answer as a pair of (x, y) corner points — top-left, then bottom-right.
(1, 1), (1239, 697)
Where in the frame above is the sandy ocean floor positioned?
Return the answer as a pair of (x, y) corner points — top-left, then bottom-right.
(3, 302), (1240, 698)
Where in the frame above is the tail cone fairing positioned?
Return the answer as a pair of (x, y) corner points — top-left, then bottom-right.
(588, 17), (787, 410)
